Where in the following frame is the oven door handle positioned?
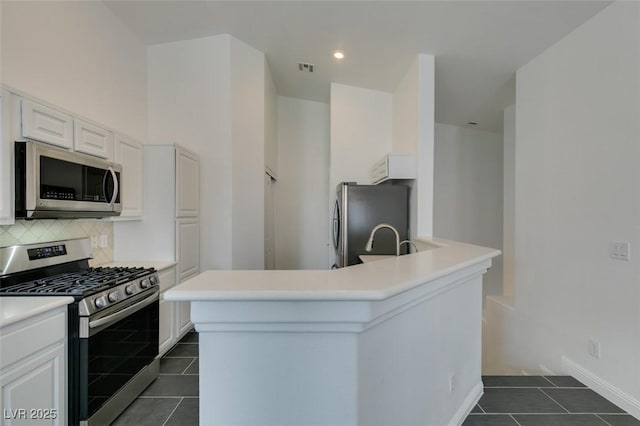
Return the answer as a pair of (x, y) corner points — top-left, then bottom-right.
(89, 289), (159, 330)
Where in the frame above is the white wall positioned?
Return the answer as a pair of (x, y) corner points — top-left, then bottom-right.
(146, 35), (233, 270)
(433, 123), (503, 300)
(1, 1), (147, 141)
(502, 105), (516, 299)
(264, 63), (278, 269)
(392, 54), (435, 238)
(275, 96), (330, 270)
(230, 37), (266, 270)
(144, 35), (267, 270)
(415, 55), (435, 238)
(329, 83), (392, 190)
(486, 1), (640, 415)
(265, 63), (278, 178)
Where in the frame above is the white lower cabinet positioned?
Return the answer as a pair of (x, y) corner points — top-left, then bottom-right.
(158, 265), (192, 356)
(175, 301), (191, 337)
(0, 344), (65, 426)
(0, 307), (67, 426)
(158, 266), (177, 355)
(158, 298), (175, 356)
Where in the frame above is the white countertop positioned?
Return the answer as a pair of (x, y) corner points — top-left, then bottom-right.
(0, 297), (74, 329)
(165, 239), (500, 302)
(101, 260), (177, 271)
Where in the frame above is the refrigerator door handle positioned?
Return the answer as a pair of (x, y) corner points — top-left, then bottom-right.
(332, 200), (340, 251)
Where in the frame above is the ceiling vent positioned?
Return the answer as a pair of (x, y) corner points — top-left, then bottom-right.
(297, 62), (315, 73)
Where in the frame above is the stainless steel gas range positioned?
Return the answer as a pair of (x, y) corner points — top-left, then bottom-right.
(0, 238), (160, 426)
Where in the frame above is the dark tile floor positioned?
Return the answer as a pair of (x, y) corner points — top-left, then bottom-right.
(111, 331), (199, 426)
(464, 375), (640, 426)
(112, 333), (640, 426)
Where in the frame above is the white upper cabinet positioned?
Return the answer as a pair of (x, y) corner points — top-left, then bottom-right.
(371, 152), (417, 184)
(175, 147), (199, 218)
(20, 99), (74, 149)
(114, 134), (144, 218)
(74, 119), (113, 160)
(1, 92), (14, 225)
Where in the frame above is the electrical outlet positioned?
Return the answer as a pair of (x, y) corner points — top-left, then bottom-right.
(99, 234), (108, 248)
(609, 241), (630, 261)
(449, 374), (457, 395)
(588, 338), (601, 359)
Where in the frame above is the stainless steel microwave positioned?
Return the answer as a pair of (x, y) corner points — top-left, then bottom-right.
(15, 141), (122, 219)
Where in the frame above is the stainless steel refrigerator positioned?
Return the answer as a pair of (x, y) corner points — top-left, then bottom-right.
(332, 182), (409, 268)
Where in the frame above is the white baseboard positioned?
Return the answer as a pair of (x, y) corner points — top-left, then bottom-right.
(562, 356), (640, 420)
(448, 381), (483, 426)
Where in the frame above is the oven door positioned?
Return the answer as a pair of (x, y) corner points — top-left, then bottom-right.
(16, 141), (122, 218)
(79, 288), (159, 423)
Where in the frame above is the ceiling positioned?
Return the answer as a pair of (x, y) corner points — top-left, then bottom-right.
(104, 1), (611, 132)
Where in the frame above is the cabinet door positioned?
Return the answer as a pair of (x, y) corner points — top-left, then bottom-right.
(20, 99), (73, 149)
(0, 92), (14, 225)
(114, 134), (144, 218)
(175, 301), (192, 339)
(158, 296), (175, 356)
(158, 266), (177, 355)
(175, 147), (199, 217)
(0, 343), (66, 426)
(74, 119), (113, 159)
(176, 219), (200, 282)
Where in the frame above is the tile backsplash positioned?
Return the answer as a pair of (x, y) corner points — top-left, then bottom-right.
(0, 220), (113, 266)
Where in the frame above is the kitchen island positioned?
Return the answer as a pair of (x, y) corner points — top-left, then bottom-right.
(165, 238), (500, 426)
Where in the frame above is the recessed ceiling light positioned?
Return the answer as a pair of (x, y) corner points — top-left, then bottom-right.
(333, 51), (345, 60)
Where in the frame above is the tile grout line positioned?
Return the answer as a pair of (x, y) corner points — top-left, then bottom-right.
(594, 413), (614, 426)
(538, 388), (571, 414)
(509, 414), (523, 426)
(161, 397), (184, 426)
(476, 403), (485, 414)
(541, 376), (558, 387)
(182, 358), (197, 375)
(483, 386), (586, 389)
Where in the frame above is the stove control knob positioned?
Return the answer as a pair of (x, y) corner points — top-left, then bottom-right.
(108, 291), (119, 303)
(125, 284), (136, 295)
(140, 278), (151, 289)
(149, 275), (159, 286)
(94, 296), (108, 309)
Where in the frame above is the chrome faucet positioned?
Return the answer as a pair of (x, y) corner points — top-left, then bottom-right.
(400, 239), (419, 254)
(365, 223), (400, 256)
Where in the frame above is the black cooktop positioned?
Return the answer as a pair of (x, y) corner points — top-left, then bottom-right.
(0, 266), (155, 297)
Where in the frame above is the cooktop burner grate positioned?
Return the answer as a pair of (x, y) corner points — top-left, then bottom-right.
(0, 266), (156, 296)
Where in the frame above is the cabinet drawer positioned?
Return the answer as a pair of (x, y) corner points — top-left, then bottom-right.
(21, 99), (73, 149)
(1, 310), (66, 369)
(158, 266), (177, 293)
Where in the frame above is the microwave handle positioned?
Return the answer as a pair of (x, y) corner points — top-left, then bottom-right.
(102, 167), (119, 206)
